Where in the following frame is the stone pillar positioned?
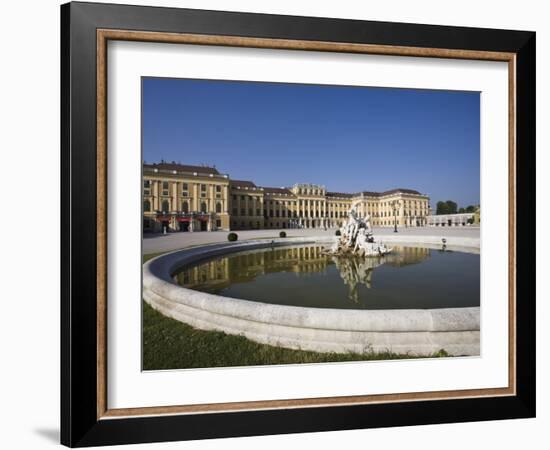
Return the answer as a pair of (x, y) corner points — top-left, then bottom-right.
(152, 180), (159, 211)
(193, 183), (198, 211)
(209, 185), (214, 213)
(172, 182), (178, 212)
(224, 185), (229, 213)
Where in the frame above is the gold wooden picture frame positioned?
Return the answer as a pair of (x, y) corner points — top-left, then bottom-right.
(61, 2), (535, 447)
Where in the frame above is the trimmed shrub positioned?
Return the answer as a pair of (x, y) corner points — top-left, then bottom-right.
(227, 232), (238, 242)
(279, 231), (287, 238)
(335, 229), (341, 236)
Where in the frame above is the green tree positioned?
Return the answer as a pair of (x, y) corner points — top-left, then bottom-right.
(436, 200), (458, 215)
(436, 201), (448, 215)
(445, 200), (457, 214)
(458, 207), (466, 213)
(465, 205), (476, 213)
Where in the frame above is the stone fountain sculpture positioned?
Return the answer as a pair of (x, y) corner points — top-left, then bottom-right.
(325, 204), (392, 257)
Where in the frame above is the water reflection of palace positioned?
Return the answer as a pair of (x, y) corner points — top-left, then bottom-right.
(385, 246), (430, 267)
(174, 245), (431, 303)
(175, 246), (330, 291)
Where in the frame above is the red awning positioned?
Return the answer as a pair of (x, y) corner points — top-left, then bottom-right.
(156, 216), (171, 222)
(177, 217), (191, 222)
(197, 216), (209, 222)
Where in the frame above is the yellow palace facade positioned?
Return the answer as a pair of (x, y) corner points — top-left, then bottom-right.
(143, 162), (430, 232)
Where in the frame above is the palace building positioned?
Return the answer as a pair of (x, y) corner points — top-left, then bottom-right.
(143, 162), (430, 232)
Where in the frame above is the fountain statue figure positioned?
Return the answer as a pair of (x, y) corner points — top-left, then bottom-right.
(325, 203), (392, 257)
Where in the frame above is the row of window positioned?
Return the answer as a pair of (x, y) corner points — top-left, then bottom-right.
(145, 199), (429, 218)
(144, 200), (224, 214)
(144, 180), (224, 198)
(231, 198), (428, 212)
(378, 210), (427, 217)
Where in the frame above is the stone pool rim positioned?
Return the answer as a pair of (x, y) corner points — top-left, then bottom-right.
(143, 235), (480, 355)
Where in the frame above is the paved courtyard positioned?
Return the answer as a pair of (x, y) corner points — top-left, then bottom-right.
(143, 226), (480, 254)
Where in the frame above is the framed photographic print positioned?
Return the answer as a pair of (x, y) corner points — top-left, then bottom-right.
(61, 1), (536, 447)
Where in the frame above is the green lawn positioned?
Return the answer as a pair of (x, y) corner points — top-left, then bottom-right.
(142, 252), (448, 371)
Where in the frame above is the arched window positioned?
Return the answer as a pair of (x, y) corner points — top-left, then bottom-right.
(182, 201), (189, 213)
(200, 202), (208, 213)
(161, 200), (170, 212)
(143, 200), (151, 212)
(215, 202), (222, 213)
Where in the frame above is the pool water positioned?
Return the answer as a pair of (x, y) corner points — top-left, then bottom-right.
(173, 245), (480, 310)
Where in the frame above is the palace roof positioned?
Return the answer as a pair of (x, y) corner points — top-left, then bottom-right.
(380, 188), (422, 196)
(144, 162), (220, 175)
(230, 180), (257, 188)
(262, 187), (294, 196)
(143, 162), (426, 197)
(326, 192), (354, 198)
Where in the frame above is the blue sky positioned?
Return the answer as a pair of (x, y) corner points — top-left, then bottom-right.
(142, 78), (480, 208)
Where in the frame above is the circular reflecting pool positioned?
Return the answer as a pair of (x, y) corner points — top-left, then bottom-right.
(173, 245), (480, 310)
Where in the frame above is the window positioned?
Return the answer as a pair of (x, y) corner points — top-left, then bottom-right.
(200, 202), (207, 213)
(162, 181), (169, 196)
(201, 184), (207, 197)
(161, 200), (170, 212)
(232, 208), (238, 216)
(182, 183), (188, 190)
(143, 200), (151, 212)
(182, 201), (189, 213)
(216, 202), (222, 213)
(216, 219), (221, 227)
(216, 185), (221, 192)
(143, 180), (151, 194)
